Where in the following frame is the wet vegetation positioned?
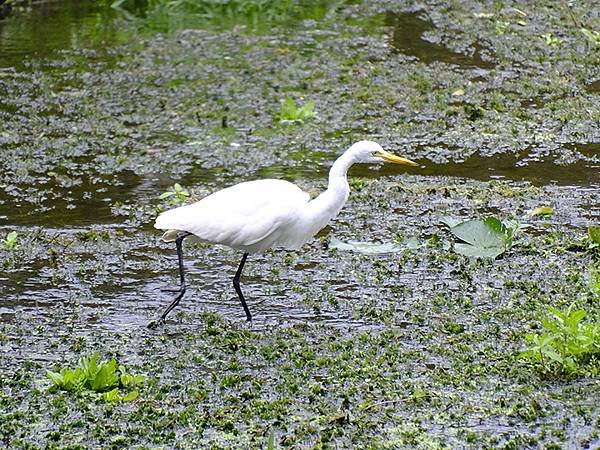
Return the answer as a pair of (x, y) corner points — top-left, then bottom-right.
(0, 0), (599, 448)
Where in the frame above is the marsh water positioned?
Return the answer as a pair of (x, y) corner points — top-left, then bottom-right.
(1, 0), (598, 332)
(1, 1), (599, 448)
(0, 0), (598, 324)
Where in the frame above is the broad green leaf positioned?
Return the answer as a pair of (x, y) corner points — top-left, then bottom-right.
(440, 216), (462, 228)
(46, 370), (64, 386)
(588, 226), (600, 244)
(79, 352), (99, 380)
(158, 191), (175, 199)
(448, 217), (511, 259)
(539, 334), (556, 347)
(567, 310), (586, 328)
(450, 218), (507, 247)
(297, 100), (315, 120)
(121, 390), (139, 402)
(120, 372), (144, 388)
(529, 206), (554, 217)
(329, 237), (402, 254)
(542, 346), (563, 363)
(280, 97), (297, 120)
(101, 388), (121, 403)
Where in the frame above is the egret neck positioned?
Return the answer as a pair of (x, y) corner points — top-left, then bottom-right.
(304, 150), (355, 230)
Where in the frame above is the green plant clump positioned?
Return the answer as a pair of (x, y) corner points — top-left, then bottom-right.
(2, 231), (18, 250)
(277, 96), (316, 124)
(159, 182), (190, 206)
(520, 306), (600, 376)
(46, 352), (144, 402)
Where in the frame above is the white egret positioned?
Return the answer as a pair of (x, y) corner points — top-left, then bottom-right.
(153, 140), (417, 322)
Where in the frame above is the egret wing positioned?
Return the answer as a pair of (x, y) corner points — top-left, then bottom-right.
(155, 179), (310, 251)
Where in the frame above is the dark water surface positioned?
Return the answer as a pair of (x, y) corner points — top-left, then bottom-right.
(0, 1), (123, 70)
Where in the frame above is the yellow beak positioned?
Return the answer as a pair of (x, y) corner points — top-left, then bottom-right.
(378, 150), (418, 166)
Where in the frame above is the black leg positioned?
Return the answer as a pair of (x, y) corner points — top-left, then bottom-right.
(159, 231), (192, 321)
(233, 253), (252, 321)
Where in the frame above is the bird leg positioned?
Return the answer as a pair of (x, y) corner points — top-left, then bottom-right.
(159, 231), (192, 321)
(233, 253), (252, 321)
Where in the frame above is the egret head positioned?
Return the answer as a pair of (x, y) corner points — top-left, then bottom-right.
(348, 140), (418, 166)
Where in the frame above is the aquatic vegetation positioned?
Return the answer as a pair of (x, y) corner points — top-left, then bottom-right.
(581, 28), (600, 47)
(442, 217), (516, 259)
(588, 226), (600, 247)
(277, 97), (316, 124)
(329, 237), (402, 255)
(158, 183), (190, 206)
(1, 0), (599, 447)
(528, 206), (554, 217)
(541, 33), (561, 47)
(589, 266), (600, 295)
(46, 353), (144, 402)
(111, 0), (330, 32)
(113, 0), (295, 18)
(520, 306), (600, 376)
(2, 231), (17, 250)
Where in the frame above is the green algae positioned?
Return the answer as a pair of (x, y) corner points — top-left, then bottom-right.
(0, 0), (599, 448)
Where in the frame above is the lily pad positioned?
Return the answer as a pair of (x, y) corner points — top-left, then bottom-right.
(329, 237), (402, 255)
(445, 217), (513, 259)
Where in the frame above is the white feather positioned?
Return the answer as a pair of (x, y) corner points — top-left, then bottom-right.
(155, 179), (311, 253)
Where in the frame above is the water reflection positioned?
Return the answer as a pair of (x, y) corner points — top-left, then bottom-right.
(0, 0), (122, 70)
(385, 11), (495, 69)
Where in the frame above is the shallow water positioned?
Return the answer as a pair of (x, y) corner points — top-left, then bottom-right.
(0, 2), (599, 447)
(0, 0), (598, 319)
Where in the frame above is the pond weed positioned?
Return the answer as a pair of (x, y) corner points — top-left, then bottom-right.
(520, 305), (600, 377)
(277, 97), (316, 124)
(2, 231), (18, 250)
(46, 352), (144, 403)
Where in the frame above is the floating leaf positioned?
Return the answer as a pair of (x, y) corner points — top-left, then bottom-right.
(121, 390), (139, 402)
(329, 237), (402, 255)
(440, 216), (462, 228)
(445, 217), (513, 259)
(453, 242), (505, 259)
(529, 206), (554, 217)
